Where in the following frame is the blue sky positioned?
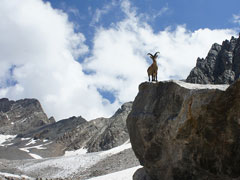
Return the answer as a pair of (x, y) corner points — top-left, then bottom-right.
(0, 0), (239, 120)
(42, 0), (240, 54)
(45, 0), (240, 37)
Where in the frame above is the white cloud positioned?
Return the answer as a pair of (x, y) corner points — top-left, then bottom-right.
(153, 6), (169, 19)
(0, 0), (236, 121)
(233, 14), (240, 24)
(90, 0), (117, 26)
(0, 0), (118, 120)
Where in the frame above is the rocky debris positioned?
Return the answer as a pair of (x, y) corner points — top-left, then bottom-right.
(0, 98), (53, 135)
(127, 80), (240, 180)
(186, 35), (240, 84)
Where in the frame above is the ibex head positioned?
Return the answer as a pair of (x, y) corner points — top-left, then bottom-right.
(147, 52), (160, 60)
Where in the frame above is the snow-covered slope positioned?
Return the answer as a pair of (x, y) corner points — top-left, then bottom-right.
(0, 140), (139, 179)
(87, 166), (142, 180)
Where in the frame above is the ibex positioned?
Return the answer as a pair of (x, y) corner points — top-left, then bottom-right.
(147, 52), (159, 82)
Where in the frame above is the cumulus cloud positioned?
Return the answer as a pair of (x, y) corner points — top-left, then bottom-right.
(0, 0), (236, 121)
(0, 0), (117, 120)
(84, 0), (236, 104)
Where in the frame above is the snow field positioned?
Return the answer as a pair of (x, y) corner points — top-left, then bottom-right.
(87, 165), (142, 180)
(17, 141), (132, 178)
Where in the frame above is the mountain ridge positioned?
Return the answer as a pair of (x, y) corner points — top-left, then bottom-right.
(186, 35), (240, 84)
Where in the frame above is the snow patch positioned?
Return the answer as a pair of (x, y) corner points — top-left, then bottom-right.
(29, 153), (43, 159)
(20, 142), (51, 152)
(21, 137), (31, 141)
(64, 147), (88, 156)
(0, 134), (16, 146)
(87, 166), (142, 180)
(26, 139), (37, 146)
(100, 140), (131, 156)
(19, 141), (52, 159)
(173, 80), (229, 91)
(43, 139), (49, 142)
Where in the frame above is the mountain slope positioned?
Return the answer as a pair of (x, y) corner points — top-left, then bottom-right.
(0, 98), (54, 135)
(0, 99), (133, 159)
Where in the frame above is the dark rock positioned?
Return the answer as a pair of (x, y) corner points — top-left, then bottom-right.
(127, 80), (240, 180)
(133, 168), (152, 180)
(186, 35), (240, 84)
(0, 98), (51, 135)
(48, 116), (56, 124)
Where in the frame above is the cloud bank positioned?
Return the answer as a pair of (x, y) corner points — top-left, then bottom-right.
(0, 0), (236, 120)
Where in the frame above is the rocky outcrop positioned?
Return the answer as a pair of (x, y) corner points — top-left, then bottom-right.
(127, 80), (240, 180)
(0, 98), (53, 135)
(186, 35), (240, 84)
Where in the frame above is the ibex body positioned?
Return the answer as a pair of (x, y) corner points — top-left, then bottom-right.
(147, 52), (159, 82)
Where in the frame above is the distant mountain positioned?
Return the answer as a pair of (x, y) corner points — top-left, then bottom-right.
(186, 35), (240, 84)
(0, 98), (54, 135)
(0, 97), (133, 160)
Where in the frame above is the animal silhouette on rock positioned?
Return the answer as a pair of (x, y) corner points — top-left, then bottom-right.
(147, 52), (159, 82)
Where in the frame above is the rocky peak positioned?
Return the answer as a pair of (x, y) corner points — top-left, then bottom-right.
(127, 80), (240, 180)
(186, 35), (240, 84)
(112, 102), (133, 117)
(0, 98), (53, 135)
(86, 102), (133, 152)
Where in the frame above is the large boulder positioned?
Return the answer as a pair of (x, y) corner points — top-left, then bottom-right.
(127, 80), (240, 180)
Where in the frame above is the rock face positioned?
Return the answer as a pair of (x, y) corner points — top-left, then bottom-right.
(127, 80), (240, 180)
(20, 116), (87, 141)
(87, 102), (132, 152)
(0, 98), (53, 135)
(186, 35), (240, 84)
